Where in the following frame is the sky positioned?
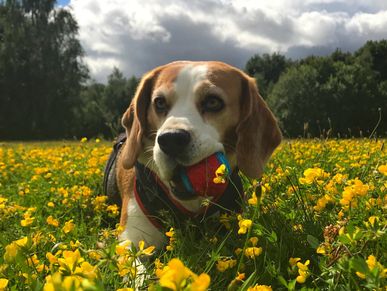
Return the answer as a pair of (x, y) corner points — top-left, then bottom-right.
(61, 0), (387, 82)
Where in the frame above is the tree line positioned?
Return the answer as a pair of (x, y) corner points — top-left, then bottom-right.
(1, 0), (386, 139)
(247, 44), (387, 138)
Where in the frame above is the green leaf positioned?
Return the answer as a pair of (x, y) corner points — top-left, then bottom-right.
(268, 231), (278, 243)
(307, 234), (320, 248)
(350, 256), (368, 274)
(338, 234), (351, 244)
(278, 276), (289, 288)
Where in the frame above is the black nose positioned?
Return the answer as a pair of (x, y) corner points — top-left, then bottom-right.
(157, 129), (191, 157)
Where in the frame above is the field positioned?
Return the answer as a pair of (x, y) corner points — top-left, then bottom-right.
(0, 139), (386, 290)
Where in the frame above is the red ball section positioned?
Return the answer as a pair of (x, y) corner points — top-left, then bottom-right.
(180, 152), (231, 197)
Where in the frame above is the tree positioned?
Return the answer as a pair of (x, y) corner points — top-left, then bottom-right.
(267, 51), (387, 137)
(245, 53), (291, 97)
(267, 64), (325, 137)
(0, 0), (88, 139)
(74, 68), (139, 138)
(355, 40), (387, 81)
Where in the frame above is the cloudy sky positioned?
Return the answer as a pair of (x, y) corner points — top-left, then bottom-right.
(62, 0), (387, 82)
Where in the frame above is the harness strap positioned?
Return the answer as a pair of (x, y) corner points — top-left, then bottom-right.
(103, 133), (127, 207)
(134, 162), (244, 229)
(103, 134), (244, 229)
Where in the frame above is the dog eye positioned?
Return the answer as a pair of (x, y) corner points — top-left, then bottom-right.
(201, 94), (224, 113)
(154, 96), (168, 113)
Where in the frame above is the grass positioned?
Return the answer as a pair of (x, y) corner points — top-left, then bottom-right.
(0, 138), (386, 290)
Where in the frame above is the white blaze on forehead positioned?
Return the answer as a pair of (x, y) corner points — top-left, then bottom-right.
(174, 64), (208, 102)
(163, 64), (209, 130)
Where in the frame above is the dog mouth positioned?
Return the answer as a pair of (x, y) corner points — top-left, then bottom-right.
(168, 166), (197, 200)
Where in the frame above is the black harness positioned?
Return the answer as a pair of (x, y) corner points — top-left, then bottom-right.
(103, 135), (244, 229)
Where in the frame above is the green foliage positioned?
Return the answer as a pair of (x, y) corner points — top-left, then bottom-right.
(245, 53), (292, 97)
(0, 0), (88, 139)
(73, 69), (139, 138)
(263, 46), (387, 137)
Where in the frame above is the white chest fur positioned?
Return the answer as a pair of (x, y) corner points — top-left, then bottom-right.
(119, 192), (165, 248)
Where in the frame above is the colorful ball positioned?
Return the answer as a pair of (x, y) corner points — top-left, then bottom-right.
(180, 152), (231, 197)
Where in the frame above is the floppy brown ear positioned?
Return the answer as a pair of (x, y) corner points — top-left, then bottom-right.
(121, 70), (157, 169)
(236, 74), (282, 178)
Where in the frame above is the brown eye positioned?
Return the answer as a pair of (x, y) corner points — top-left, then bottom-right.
(201, 94), (224, 113)
(154, 96), (168, 113)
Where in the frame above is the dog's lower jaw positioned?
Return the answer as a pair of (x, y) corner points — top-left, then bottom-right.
(119, 194), (165, 249)
(152, 144), (177, 181)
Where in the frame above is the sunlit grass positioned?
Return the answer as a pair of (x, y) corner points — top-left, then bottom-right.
(0, 138), (386, 290)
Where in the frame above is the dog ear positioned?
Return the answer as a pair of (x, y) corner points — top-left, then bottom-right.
(236, 73), (282, 178)
(121, 70), (157, 169)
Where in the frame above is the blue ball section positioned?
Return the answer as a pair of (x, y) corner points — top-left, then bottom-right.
(179, 152), (230, 194)
(180, 168), (194, 194)
(215, 152), (231, 174)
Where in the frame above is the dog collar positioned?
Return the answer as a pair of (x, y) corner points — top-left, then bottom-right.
(134, 162), (244, 229)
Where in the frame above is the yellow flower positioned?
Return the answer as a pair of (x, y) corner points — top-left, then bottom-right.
(166, 228), (176, 251)
(46, 216), (59, 227)
(227, 273), (246, 290)
(116, 256), (136, 277)
(138, 240), (155, 256)
(3, 237), (28, 262)
(235, 272), (245, 281)
(316, 245), (327, 255)
(340, 179), (369, 207)
(366, 255), (377, 270)
(313, 195), (332, 212)
(88, 251), (102, 260)
(216, 258), (237, 272)
(378, 164), (387, 176)
(156, 258), (210, 291)
(80, 137), (88, 143)
(244, 247), (263, 259)
(191, 273), (211, 291)
(247, 285), (272, 291)
(248, 192), (258, 205)
(299, 167), (329, 185)
(296, 260), (310, 284)
(237, 215), (252, 235)
(62, 220), (75, 234)
(356, 255), (387, 279)
(107, 204), (120, 216)
(58, 249), (84, 272)
(21, 212), (35, 227)
(356, 271), (366, 279)
(0, 278), (9, 290)
(70, 240), (81, 249)
(15, 236), (29, 247)
(213, 164), (227, 184)
(116, 240), (131, 256)
(289, 257), (301, 267)
(75, 261), (98, 280)
(249, 237), (259, 246)
(46, 252), (58, 265)
(368, 216), (379, 227)
(47, 202), (55, 207)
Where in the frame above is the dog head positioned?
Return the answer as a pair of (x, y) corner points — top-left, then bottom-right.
(121, 61), (281, 195)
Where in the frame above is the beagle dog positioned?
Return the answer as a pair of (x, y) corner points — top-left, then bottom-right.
(108, 61), (281, 249)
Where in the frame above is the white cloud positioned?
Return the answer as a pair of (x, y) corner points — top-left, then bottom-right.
(67, 0), (387, 82)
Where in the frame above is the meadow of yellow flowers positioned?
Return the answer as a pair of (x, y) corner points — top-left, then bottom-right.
(0, 138), (386, 290)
